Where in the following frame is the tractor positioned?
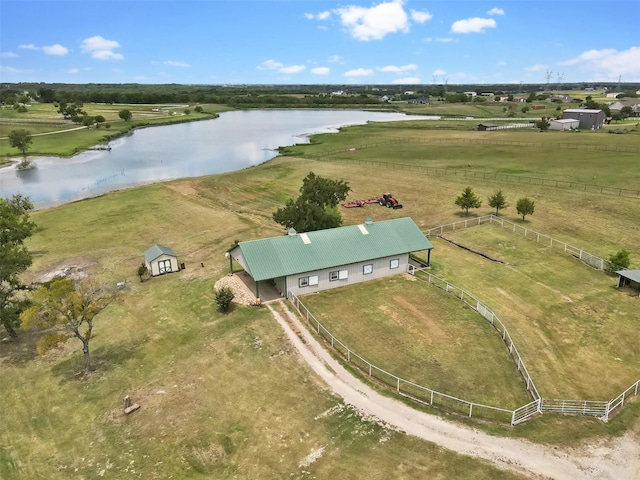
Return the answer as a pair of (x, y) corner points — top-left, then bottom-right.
(378, 192), (403, 209)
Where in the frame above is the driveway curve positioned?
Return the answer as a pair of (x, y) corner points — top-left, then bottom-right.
(268, 302), (639, 480)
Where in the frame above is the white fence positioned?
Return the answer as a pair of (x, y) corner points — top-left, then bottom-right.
(288, 291), (518, 424)
(424, 214), (622, 271)
(284, 216), (639, 424)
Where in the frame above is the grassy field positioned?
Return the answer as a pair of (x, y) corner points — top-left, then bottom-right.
(1, 114), (639, 478)
(0, 103), (233, 160)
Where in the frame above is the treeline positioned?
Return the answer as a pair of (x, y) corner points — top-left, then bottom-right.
(1, 82), (638, 107)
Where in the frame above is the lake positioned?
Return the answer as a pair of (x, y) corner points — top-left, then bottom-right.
(0, 109), (437, 209)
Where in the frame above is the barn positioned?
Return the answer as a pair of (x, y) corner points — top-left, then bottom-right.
(144, 244), (180, 277)
(561, 108), (606, 130)
(549, 118), (580, 131)
(227, 217), (433, 300)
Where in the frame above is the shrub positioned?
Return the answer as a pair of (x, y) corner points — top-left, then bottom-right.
(607, 249), (631, 273)
(215, 286), (235, 312)
(36, 332), (69, 356)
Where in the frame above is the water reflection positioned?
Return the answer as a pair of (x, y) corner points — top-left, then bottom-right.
(0, 109), (437, 209)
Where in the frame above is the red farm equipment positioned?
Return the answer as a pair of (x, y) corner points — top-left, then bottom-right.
(378, 192), (403, 209)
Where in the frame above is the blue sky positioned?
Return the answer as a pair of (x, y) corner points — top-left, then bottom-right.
(1, 0), (639, 85)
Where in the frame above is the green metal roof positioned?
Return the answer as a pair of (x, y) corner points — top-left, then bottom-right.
(232, 217), (432, 282)
(144, 244), (177, 263)
(617, 270), (640, 283)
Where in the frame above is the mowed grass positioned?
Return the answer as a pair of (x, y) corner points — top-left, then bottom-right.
(2, 117), (640, 477)
(298, 275), (532, 409)
(2, 182), (528, 480)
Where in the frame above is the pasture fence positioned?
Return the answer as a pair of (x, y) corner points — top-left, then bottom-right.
(288, 290), (519, 425)
(301, 138), (640, 199)
(424, 214), (627, 272)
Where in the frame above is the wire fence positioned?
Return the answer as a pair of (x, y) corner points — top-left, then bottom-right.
(300, 137), (640, 199)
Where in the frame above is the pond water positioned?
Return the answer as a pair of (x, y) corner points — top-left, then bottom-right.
(0, 109), (437, 209)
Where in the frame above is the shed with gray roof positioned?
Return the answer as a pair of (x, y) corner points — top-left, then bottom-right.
(561, 108), (606, 130)
(228, 217), (433, 299)
(616, 270), (640, 296)
(144, 244), (180, 277)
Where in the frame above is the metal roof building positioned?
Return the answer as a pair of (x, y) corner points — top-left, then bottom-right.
(561, 108), (606, 130)
(616, 270), (640, 296)
(228, 217), (433, 299)
(144, 244), (180, 277)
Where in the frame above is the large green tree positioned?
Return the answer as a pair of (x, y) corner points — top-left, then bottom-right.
(454, 186), (482, 216)
(21, 278), (117, 374)
(118, 109), (133, 121)
(273, 172), (350, 232)
(0, 195), (36, 338)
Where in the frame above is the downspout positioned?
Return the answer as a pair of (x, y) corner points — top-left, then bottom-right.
(427, 248), (432, 266)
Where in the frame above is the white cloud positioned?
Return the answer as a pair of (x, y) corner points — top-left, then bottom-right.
(80, 35), (123, 60)
(525, 63), (548, 72)
(67, 68), (79, 74)
(496, 61), (507, 67)
(451, 17), (497, 34)
(0, 66), (33, 73)
(43, 44), (68, 56)
(328, 55), (342, 63)
(435, 37), (457, 43)
(560, 46), (640, 80)
(0, 51), (18, 58)
(312, 67), (330, 75)
(344, 68), (373, 77)
(410, 9), (433, 24)
(258, 59), (284, 70)
(164, 61), (190, 67)
(433, 69), (446, 76)
(378, 64), (417, 74)
(392, 76), (420, 84)
(280, 65), (305, 74)
(19, 44), (38, 50)
(488, 7), (504, 16)
(335, 0), (410, 41)
(305, 11), (331, 20)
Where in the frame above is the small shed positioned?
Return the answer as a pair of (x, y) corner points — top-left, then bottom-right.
(550, 118), (580, 131)
(561, 108), (606, 130)
(144, 244), (180, 277)
(477, 123), (497, 131)
(615, 270), (640, 297)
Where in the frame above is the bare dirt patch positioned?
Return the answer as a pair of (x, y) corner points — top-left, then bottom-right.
(29, 257), (99, 283)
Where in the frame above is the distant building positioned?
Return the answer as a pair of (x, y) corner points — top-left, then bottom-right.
(561, 108), (606, 130)
(408, 96), (431, 104)
(144, 244), (180, 277)
(549, 118), (579, 131)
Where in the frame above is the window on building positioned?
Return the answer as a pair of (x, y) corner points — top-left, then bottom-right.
(299, 277), (309, 287)
(329, 271), (339, 281)
(158, 259), (172, 274)
(309, 275), (319, 286)
(339, 269), (348, 280)
(363, 264), (373, 275)
(390, 258), (399, 269)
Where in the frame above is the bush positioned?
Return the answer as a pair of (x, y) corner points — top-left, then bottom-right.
(36, 332), (69, 355)
(606, 249), (631, 273)
(215, 286), (235, 312)
(137, 263), (148, 282)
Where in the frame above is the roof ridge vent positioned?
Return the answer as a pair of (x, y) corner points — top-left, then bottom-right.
(288, 227), (297, 236)
(364, 216), (373, 225)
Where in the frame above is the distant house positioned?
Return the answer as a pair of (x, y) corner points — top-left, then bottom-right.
(408, 96), (431, 104)
(549, 118), (579, 131)
(609, 98), (640, 116)
(227, 217), (433, 299)
(144, 244), (180, 277)
(562, 108), (606, 130)
(477, 123), (498, 131)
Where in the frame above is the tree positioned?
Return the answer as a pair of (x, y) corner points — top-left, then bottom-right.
(607, 249), (631, 273)
(214, 286), (235, 312)
(272, 172), (350, 232)
(0, 195), (36, 338)
(487, 190), (508, 215)
(516, 197), (535, 221)
(56, 101), (86, 120)
(94, 115), (106, 127)
(535, 117), (550, 131)
(118, 109), (132, 121)
(194, 106), (203, 113)
(21, 278), (117, 374)
(454, 186), (482, 216)
(620, 106), (633, 119)
(8, 129), (33, 157)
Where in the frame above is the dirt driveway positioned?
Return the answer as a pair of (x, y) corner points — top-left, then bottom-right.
(268, 302), (640, 480)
